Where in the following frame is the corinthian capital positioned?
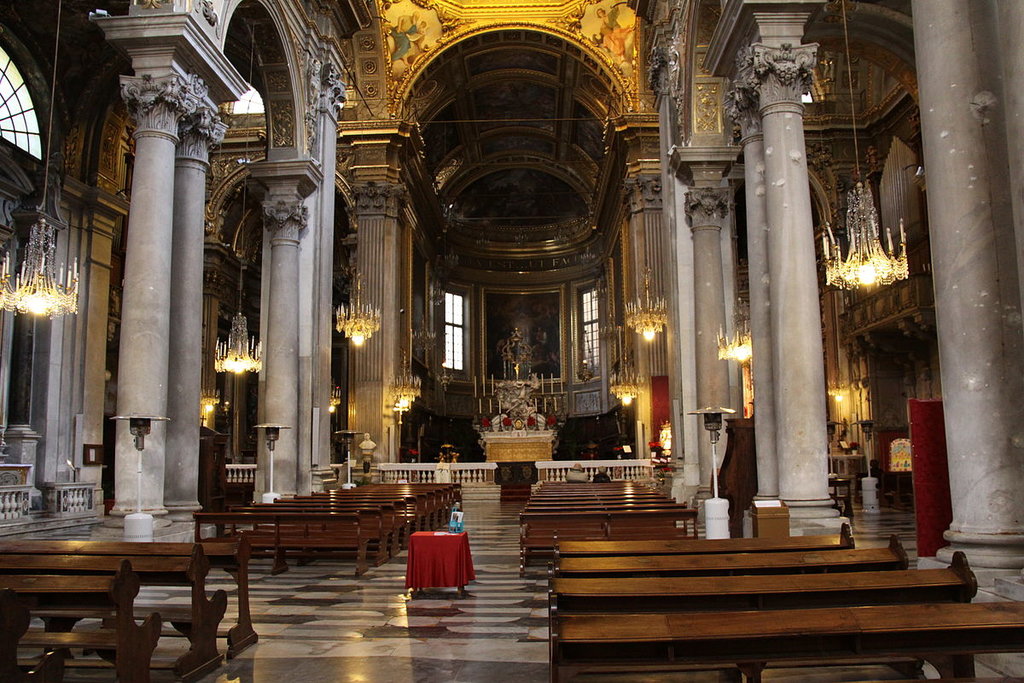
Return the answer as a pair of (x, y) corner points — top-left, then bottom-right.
(750, 43), (818, 109)
(321, 63), (347, 118)
(351, 181), (407, 218)
(121, 73), (204, 136)
(685, 187), (732, 229)
(263, 199), (309, 240)
(178, 104), (227, 162)
(725, 47), (762, 140)
(624, 176), (662, 214)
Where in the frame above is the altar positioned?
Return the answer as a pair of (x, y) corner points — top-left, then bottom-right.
(476, 329), (562, 463)
(481, 430), (554, 462)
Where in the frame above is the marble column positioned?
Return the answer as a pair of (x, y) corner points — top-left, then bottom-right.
(350, 182), (405, 463)
(249, 160), (320, 497)
(113, 73), (201, 518)
(751, 42), (837, 526)
(726, 48), (779, 500)
(685, 187), (732, 492)
(164, 101), (225, 520)
(913, 0), (1024, 575)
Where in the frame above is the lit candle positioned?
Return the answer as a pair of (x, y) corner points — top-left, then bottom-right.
(899, 218), (906, 245)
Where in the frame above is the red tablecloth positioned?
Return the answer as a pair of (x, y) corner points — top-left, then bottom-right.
(405, 531), (476, 590)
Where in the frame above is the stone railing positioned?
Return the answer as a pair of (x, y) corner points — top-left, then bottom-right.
(43, 482), (100, 517)
(0, 486), (31, 520)
(378, 462), (498, 485)
(225, 464), (258, 485)
(377, 460), (653, 485)
(536, 459), (654, 483)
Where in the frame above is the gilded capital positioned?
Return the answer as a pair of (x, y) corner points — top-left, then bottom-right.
(121, 73), (203, 136)
(351, 181), (407, 218)
(263, 199), (309, 241)
(685, 187), (732, 229)
(750, 43), (818, 110)
(177, 103), (227, 162)
(624, 176), (662, 214)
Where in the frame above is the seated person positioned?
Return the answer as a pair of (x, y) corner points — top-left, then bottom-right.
(591, 466), (611, 483)
(565, 462), (589, 483)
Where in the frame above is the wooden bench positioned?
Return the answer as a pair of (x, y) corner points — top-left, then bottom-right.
(0, 539), (256, 658)
(195, 510), (373, 576)
(520, 507), (698, 576)
(0, 548), (223, 680)
(550, 601), (1024, 682)
(245, 499), (408, 556)
(554, 525), (854, 559)
(550, 536), (908, 578)
(550, 550), (976, 614)
(0, 560), (162, 682)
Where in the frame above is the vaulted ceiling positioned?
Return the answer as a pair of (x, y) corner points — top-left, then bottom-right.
(406, 29), (625, 261)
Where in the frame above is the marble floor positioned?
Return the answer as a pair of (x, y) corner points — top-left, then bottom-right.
(28, 490), (1022, 682)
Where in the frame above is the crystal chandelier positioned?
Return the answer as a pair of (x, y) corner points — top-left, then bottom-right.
(824, 185), (908, 289)
(335, 274), (380, 346)
(609, 358), (642, 406)
(413, 313), (436, 357)
(390, 353), (421, 413)
(215, 262), (262, 374)
(2, 217), (79, 317)
(823, 0), (908, 290)
(717, 308), (752, 363)
(328, 385), (342, 414)
(200, 388), (220, 423)
(625, 267), (667, 341)
(2, 2), (78, 318)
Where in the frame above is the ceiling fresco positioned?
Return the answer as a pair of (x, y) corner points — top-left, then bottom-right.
(375, 0), (639, 113)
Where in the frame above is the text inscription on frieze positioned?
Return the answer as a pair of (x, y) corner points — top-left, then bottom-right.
(461, 253), (589, 272)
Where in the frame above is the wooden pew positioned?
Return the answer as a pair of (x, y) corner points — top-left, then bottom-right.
(519, 507), (698, 576)
(550, 602), (1024, 682)
(0, 561), (162, 682)
(246, 499), (408, 556)
(195, 510), (373, 576)
(554, 524), (854, 559)
(0, 539), (257, 658)
(0, 548), (223, 680)
(550, 550), (976, 614)
(550, 536), (908, 578)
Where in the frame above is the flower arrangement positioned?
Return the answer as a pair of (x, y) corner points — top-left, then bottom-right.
(547, 415), (557, 427)
(527, 416), (536, 427)
(502, 417), (512, 427)
(482, 418), (491, 428)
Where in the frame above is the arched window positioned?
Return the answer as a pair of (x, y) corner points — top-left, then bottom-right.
(0, 46), (41, 159)
(230, 86), (265, 115)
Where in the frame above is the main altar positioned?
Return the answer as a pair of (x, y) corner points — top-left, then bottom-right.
(475, 329), (564, 462)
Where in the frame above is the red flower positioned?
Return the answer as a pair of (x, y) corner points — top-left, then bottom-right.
(527, 416), (536, 426)
(502, 417), (512, 427)
(547, 415), (557, 426)
(649, 441), (661, 449)
(482, 418), (491, 427)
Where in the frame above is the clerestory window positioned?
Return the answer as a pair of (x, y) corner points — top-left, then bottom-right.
(0, 47), (41, 159)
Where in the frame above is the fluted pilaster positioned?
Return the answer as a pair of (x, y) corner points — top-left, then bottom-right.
(350, 181), (406, 463)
